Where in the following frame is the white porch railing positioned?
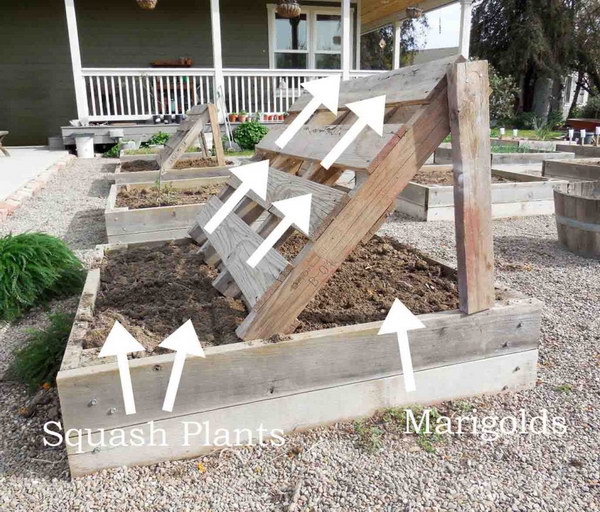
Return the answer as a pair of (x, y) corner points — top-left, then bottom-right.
(81, 68), (380, 122)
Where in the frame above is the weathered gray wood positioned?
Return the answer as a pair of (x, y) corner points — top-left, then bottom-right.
(114, 166), (231, 186)
(63, 349), (538, 476)
(290, 56), (459, 113)
(57, 293), (540, 433)
(555, 143), (600, 158)
(195, 197), (290, 306)
(543, 158), (600, 181)
(554, 181), (600, 258)
(448, 60), (495, 314)
(257, 123), (403, 171)
(228, 167), (348, 239)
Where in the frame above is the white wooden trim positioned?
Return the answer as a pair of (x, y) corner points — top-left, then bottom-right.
(342, 0), (352, 80)
(458, 0), (473, 59)
(355, 0), (362, 69)
(393, 20), (402, 69)
(210, 0), (225, 120)
(64, 0), (89, 122)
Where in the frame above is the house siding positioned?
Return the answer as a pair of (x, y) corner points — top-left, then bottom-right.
(1, 0), (354, 145)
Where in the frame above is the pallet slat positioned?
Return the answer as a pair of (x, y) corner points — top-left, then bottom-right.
(196, 197), (290, 306)
(228, 167), (348, 239)
(258, 124), (403, 171)
(289, 56), (457, 113)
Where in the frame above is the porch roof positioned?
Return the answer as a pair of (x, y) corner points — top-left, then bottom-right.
(361, 0), (458, 32)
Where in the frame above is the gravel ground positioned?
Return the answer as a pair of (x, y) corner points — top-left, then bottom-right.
(1, 158), (598, 511)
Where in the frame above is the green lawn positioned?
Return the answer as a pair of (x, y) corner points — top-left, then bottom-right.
(489, 128), (564, 140)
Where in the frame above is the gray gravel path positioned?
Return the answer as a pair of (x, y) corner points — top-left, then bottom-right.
(1, 159), (598, 511)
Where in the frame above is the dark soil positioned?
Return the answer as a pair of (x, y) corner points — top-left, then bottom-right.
(412, 167), (513, 186)
(116, 184), (222, 209)
(85, 236), (458, 351)
(84, 243), (247, 353)
(121, 157), (220, 173)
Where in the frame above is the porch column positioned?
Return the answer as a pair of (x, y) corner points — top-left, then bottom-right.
(210, 0), (225, 120)
(393, 20), (402, 69)
(341, 0), (351, 80)
(458, 0), (473, 59)
(64, 0), (89, 122)
(355, 0), (362, 69)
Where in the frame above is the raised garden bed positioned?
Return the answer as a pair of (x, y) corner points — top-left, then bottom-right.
(543, 158), (600, 181)
(434, 142), (575, 165)
(396, 166), (567, 221)
(105, 177), (227, 244)
(113, 155), (231, 186)
(57, 237), (541, 476)
(555, 144), (600, 158)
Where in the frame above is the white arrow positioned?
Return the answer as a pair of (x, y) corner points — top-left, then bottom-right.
(275, 75), (341, 149)
(320, 95), (387, 170)
(99, 321), (146, 415)
(203, 160), (270, 234)
(159, 320), (205, 413)
(378, 298), (426, 393)
(247, 194), (312, 268)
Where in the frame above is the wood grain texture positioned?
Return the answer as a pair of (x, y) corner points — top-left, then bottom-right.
(57, 296), (541, 433)
(257, 123), (403, 171)
(237, 81), (452, 340)
(228, 167), (348, 239)
(290, 56), (459, 113)
(64, 349), (538, 476)
(196, 197), (290, 306)
(447, 60), (495, 314)
(207, 103), (225, 166)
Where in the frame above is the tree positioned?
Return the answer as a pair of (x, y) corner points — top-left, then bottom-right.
(470, 0), (600, 117)
(360, 17), (428, 70)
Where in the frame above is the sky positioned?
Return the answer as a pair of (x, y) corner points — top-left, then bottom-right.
(418, 3), (461, 50)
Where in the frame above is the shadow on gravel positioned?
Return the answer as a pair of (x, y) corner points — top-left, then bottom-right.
(64, 209), (107, 250)
(97, 160), (118, 175)
(494, 235), (599, 269)
(88, 177), (112, 198)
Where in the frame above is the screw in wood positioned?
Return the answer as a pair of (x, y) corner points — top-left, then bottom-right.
(88, 398), (97, 407)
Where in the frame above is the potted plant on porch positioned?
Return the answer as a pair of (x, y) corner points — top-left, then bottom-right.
(238, 110), (249, 123)
(228, 112), (238, 123)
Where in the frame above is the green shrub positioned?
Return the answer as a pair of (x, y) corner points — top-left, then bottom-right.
(489, 66), (519, 124)
(142, 131), (170, 147)
(103, 143), (121, 158)
(0, 233), (85, 322)
(10, 313), (74, 389)
(233, 121), (269, 150)
(581, 96), (600, 119)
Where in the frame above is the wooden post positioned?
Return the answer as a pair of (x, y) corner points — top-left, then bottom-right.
(458, 0), (473, 59)
(341, 0), (352, 80)
(210, 0), (225, 121)
(447, 60), (495, 314)
(393, 20), (402, 70)
(64, 0), (89, 122)
(355, 0), (362, 70)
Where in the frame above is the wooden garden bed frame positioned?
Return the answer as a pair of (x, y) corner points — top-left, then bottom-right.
(434, 143), (575, 165)
(105, 176), (230, 244)
(57, 58), (542, 476)
(396, 166), (567, 221)
(543, 158), (600, 181)
(57, 238), (541, 476)
(112, 104), (226, 185)
(555, 143), (600, 158)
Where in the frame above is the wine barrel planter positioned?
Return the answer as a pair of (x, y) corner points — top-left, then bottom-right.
(554, 181), (600, 259)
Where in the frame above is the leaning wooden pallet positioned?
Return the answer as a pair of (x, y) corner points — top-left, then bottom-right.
(57, 58), (542, 476)
(114, 103), (227, 183)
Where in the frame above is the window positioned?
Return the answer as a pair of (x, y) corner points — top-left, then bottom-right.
(268, 5), (353, 69)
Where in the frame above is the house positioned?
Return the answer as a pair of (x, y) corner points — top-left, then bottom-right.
(0, 0), (471, 146)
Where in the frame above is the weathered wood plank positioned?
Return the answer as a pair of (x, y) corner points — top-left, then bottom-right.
(207, 103), (225, 166)
(57, 296), (541, 433)
(228, 167), (348, 239)
(289, 56), (459, 113)
(447, 60), (495, 314)
(114, 166), (231, 186)
(237, 80), (452, 340)
(63, 348), (539, 476)
(196, 197), (290, 306)
(257, 123), (403, 171)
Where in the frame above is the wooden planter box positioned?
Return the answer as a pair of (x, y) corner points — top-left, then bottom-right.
(543, 158), (600, 181)
(396, 169), (567, 221)
(57, 239), (541, 477)
(105, 177), (227, 243)
(434, 143), (575, 165)
(113, 153), (230, 185)
(555, 144), (600, 159)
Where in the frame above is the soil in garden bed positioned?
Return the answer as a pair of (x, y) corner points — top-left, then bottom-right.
(413, 167), (513, 186)
(115, 184), (223, 209)
(84, 236), (458, 353)
(121, 157), (220, 172)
